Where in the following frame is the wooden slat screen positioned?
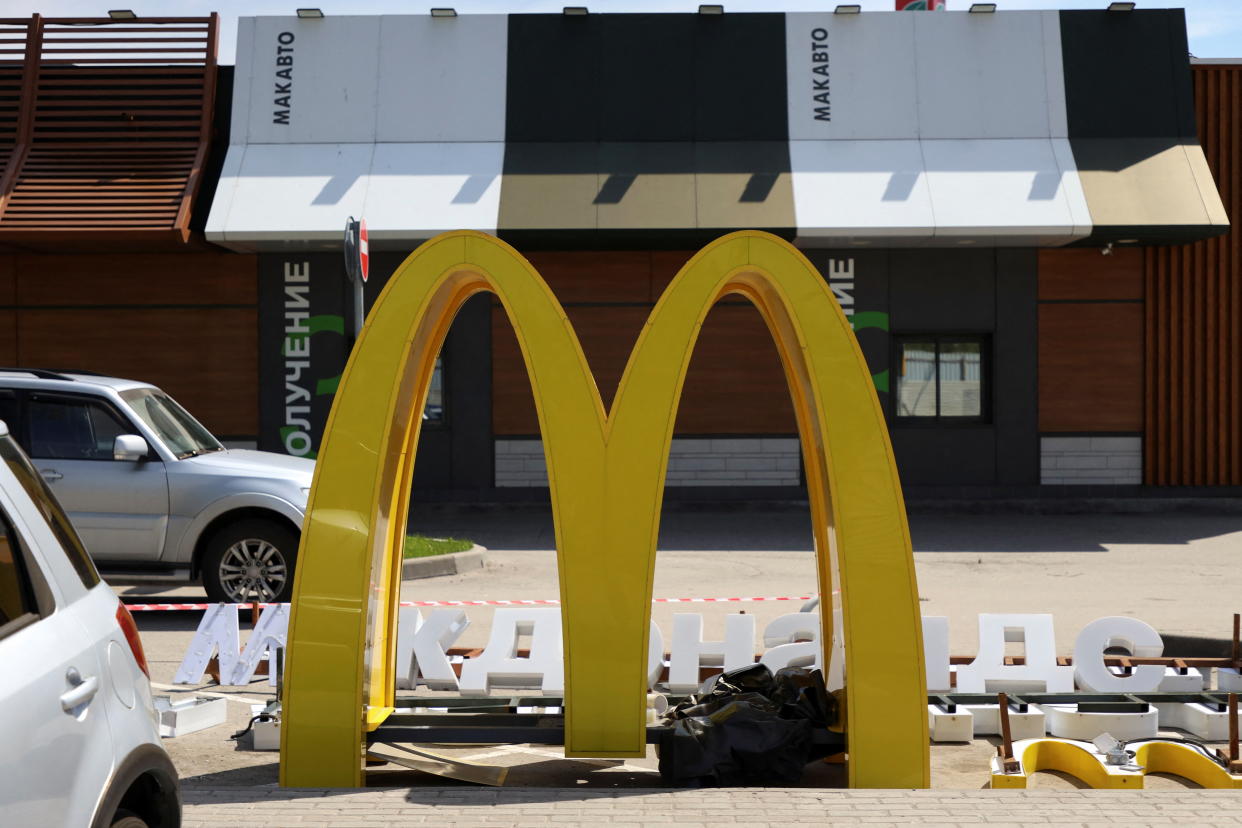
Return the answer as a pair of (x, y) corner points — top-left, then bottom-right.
(0, 19), (36, 198)
(1145, 64), (1242, 486)
(0, 15), (217, 241)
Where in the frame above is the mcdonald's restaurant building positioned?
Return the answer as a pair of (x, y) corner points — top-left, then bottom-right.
(2, 9), (1240, 503)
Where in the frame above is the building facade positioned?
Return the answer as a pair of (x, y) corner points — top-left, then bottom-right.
(0, 14), (259, 441)
(2, 9), (1238, 501)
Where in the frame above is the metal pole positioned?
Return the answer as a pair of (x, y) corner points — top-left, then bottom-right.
(353, 279), (365, 342)
(997, 692), (1019, 773)
(1232, 613), (1240, 666)
(1231, 693), (1239, 763)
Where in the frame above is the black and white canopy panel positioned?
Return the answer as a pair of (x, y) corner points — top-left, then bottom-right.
(206, 9), (1226, 250)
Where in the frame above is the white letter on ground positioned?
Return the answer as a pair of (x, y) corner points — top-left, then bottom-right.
(759, 613), (819, 673)
(173, 604), (240, 685)
(922, 616), (951, 692)
(1072, 616), (1165, 693)
(667, 613), (756, 694)
(956, 613), (1074, 693)
(458, 608), (563, 694)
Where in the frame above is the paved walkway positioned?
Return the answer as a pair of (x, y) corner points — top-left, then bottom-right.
(183, 787), (1242, 826)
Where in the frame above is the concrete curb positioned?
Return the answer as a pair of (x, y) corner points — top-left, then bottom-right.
(400, 544), (486, 580)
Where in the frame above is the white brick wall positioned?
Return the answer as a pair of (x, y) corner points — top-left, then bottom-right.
(1040, 436), (1142, 485)
(494, 437), (801, 488)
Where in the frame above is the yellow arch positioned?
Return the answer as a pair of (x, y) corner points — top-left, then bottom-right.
(279, 230), (928, 788)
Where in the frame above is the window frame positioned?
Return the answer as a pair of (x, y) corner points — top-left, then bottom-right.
(22, 391), (144, 462)
(891, 333), (991, 426)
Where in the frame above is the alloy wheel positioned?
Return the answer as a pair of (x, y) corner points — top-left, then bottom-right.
(217, 537), (288, 602)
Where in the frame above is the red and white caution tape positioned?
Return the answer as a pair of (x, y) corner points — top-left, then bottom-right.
(123, 595), (817, 612)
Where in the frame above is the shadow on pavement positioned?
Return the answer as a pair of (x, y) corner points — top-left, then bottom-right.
(409, 505), (1241, 554)
(182, 763), (279, 788)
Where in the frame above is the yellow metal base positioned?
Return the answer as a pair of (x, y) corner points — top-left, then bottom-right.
(990, 738), (1242, 789)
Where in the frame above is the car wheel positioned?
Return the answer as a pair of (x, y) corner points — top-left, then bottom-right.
(109, 810), (148, 828)
(201, 519), (298, 603)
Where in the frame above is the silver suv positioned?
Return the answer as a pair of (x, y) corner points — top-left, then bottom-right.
(0, 370), (312, 603)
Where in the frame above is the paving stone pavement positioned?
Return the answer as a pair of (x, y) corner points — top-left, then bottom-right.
(182, 786), (1242, 826)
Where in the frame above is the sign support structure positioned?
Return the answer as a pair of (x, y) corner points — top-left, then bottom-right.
(342, 216), (369, 342)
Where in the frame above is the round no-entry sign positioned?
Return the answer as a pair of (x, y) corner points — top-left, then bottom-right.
(357, 218), (369, 283)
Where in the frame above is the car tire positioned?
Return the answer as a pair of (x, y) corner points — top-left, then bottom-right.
(201, 519), (298, 604)
(110, 810), (149, 828)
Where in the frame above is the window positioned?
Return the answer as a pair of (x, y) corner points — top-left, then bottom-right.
(894, 336), (987, 421)
(0, 437), (100, 589)
(423, 355), (446, 426)
(0, 391), (18, 437)
(27, 395), (132, 461)
(0, 501), (49, 641)
(0, 512), (35, 629)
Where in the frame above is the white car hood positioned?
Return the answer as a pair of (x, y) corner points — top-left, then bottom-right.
(180, 449), (315, 482)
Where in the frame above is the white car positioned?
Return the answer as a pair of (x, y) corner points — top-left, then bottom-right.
(0, 420), (180, 827)
(0, 370), (313, 602)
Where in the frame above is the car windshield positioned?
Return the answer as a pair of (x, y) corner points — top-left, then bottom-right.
(120, 389), (223, 460)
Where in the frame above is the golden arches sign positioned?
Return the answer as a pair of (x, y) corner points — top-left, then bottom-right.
(280, 230), (929, 789)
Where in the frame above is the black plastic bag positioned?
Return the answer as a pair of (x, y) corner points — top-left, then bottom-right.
(658, 663), (831, 786)
(658, 695), (813, 786)
(771, 666), (835, 729)
(704, 662), (777, 699)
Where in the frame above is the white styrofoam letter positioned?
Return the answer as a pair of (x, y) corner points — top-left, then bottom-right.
(1217, 667), (1242, 692)
(395, 607), (421, 690)
(1072, 616), (1165, 693)
(1157, 666), (1205, 692)
(173, 603), (240, 685)
(955, 614), (1074, 693)
(667, 613), (756, 694)
(411, 609), (470, 690)
(922, 616), (951, 692)
(648, 620), (665, 690)
(458, 608), (563, 694)
(230, 604), (290, 686)
(759, 613), (819, 673)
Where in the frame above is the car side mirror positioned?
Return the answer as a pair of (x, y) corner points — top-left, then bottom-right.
(113, 434), (149, 462)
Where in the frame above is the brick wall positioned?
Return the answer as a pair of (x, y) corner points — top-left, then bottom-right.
(1040, 436), (1142, 485)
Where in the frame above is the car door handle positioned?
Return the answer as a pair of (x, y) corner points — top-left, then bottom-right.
(39, 469), (63, 482)
(60, 668), (99, 712)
